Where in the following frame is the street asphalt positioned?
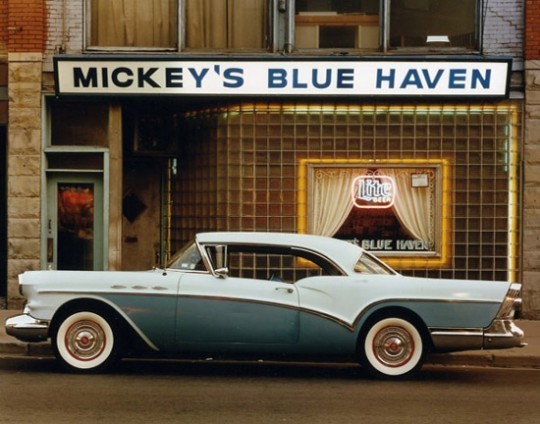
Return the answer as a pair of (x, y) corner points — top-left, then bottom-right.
(1, 309), (539, 369)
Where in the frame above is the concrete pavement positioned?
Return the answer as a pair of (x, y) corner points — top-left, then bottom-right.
(1, 308), (539, 369)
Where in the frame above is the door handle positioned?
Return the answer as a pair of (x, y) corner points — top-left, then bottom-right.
(275, 287), (294, 294)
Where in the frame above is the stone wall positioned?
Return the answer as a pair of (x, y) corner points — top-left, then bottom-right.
(523, 1), (540, 319)
(523, 62), (540, 318)
(524, 59), (540, 319)
(7, 53), (42, 309)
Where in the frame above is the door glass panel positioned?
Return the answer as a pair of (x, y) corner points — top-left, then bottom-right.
(57, 183), (95, 270)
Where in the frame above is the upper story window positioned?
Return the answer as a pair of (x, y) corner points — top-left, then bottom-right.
(88, 0), (178, 50)
(388, 0), (478, 50)
(293, 0), (480, 53)
(295, 0), (380, 50)
(87, 0), (270, 51)
(185, 0), (270, 50)
(85, 0), (480, 53)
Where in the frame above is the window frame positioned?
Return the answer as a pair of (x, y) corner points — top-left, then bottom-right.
(381, 0), (482, 53)
(85, 0), (278, 53)
(290, 0), (483, 54)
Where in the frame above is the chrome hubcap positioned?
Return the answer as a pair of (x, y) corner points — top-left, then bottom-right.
(66, 320), (106, 361)
(373, 326), (414, 367)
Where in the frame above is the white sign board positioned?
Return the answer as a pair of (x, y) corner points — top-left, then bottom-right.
(54, 56), (511, 98)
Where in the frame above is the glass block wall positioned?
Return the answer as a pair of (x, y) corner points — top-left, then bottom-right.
(170, 102), (521, 281)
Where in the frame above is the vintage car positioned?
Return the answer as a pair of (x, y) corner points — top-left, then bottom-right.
(6, 232), (524, 378)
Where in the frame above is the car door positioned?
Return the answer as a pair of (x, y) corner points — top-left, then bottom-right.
(175, 245), (300, 349)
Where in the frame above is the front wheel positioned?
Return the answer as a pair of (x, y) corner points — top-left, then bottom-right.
(360, 316), (425, 379)
(52, 310), (122, 373)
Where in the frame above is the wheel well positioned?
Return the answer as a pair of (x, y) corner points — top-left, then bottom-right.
(50, 299), (143, 352)
(358, 306), (432, 352)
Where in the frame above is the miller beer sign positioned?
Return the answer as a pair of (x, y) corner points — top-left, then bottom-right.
(352, 175), (395, 209)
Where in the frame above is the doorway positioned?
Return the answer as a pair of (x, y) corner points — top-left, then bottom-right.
(46, 173), (104, 270)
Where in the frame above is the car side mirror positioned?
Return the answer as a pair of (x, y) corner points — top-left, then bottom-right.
(215, 267), (229, 279)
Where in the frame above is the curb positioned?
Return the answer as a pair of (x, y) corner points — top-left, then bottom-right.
(1, 341), (538, 370)
(426, 352), (540, 369)
(0, 341), (52, 357)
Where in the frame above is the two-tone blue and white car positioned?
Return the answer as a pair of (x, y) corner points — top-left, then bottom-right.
(6, 232), (524, 378)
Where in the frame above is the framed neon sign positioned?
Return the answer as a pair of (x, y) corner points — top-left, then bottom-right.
(352, 174), (396, 209)
(298, 158), (452, 269)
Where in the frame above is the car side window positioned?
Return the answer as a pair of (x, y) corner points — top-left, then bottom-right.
(167, 242), (207, 271)
(225, 245), (335, 284)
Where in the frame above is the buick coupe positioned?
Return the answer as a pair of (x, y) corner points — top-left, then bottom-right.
(5, 232), (524, 378)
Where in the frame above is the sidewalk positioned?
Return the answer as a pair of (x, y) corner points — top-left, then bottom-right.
(1, 308), (539, 369)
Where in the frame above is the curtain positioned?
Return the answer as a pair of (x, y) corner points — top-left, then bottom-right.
(309, 167), (433, 245)
(185, 0), (267, 49)
(380, 169), (433, 244)
(91, 0), (177, 48)
(309, 168), (355, 237)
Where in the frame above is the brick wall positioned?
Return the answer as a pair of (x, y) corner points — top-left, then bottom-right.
(0, 0), (7, 55)
(43, 0), (83, 72)
(8, 0), (45, 53)
(526, 0), (540, 59)
(483, 0), (524, 68)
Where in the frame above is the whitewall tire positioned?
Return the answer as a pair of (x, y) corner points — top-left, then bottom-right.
(361, 316), (425, 379)
(53, 310), (121, 373)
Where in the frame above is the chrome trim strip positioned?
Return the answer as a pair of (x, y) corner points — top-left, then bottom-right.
(429, 328), (484, 351)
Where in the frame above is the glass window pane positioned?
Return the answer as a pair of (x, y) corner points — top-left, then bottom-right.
(295, 0), (379, 50)
(57, 183), (95, 270)
(89, 0), (178, 48)
(389, 0), (477, 49)
(185, 0), (269, 50)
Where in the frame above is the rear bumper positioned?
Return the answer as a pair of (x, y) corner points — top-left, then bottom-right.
(483, 319), (526, 349)
(5, 314), (50, 342)
(430, 319), (525, 352)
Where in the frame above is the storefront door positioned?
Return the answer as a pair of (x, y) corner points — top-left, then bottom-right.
(47, 174), (104, 271)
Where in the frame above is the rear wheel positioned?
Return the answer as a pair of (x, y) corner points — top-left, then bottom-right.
(52, 310), (122, 373)
(360, 316), (425, 379)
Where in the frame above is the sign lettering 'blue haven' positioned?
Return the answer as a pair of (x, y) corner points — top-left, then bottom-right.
(54, 57), (511, 98)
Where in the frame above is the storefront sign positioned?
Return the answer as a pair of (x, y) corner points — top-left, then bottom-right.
(352, 175), (395, 209)
(54, 56), (511, 98)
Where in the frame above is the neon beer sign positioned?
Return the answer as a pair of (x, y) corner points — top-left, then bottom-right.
(352, 175), (396, 209)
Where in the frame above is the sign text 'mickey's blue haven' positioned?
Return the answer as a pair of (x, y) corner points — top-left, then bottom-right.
(54, 58), (511, 98)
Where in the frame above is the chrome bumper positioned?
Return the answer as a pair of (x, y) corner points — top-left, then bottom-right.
(483, 319), (526, 349)
(430, 319), (525, 352)
(5, 314), (50, 342)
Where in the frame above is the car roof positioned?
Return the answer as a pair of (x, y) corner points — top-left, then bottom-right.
(195, 232), (363, 273)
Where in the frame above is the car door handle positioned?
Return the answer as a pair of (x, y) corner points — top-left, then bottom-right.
(275, 287), (294, 294)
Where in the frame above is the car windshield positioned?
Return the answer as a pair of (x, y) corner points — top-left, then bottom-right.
(354, 251), (396, 275)
(167, 241), (207, 271)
